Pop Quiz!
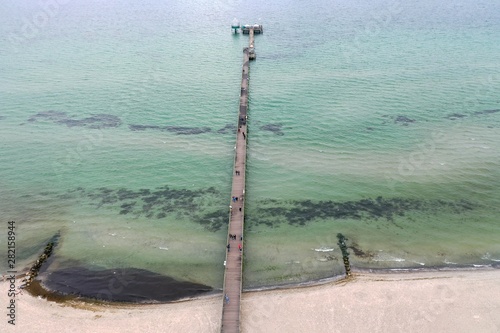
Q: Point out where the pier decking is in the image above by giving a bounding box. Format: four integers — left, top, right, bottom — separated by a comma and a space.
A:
242, 24, 263, 34
220, 26, 259, 333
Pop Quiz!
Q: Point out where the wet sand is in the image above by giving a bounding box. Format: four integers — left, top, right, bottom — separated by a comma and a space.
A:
1, 269, 499, 332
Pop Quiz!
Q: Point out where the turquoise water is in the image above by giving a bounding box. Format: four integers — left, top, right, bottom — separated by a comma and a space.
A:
1, 0, 499, 293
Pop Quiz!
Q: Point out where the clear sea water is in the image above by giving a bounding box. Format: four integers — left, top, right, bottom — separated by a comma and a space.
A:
1, 0, 499, 295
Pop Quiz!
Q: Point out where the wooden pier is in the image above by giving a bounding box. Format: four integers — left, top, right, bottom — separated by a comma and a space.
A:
220, 26, 260, 333
248, 28, 256, 60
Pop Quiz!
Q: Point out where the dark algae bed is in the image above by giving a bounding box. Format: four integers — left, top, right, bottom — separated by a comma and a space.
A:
41, 267, 213, 303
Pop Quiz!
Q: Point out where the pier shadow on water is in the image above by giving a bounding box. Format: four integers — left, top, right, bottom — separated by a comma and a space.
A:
40, 267, 213, 303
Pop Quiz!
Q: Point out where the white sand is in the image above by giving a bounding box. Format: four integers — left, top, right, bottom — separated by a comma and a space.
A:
242, 270, 500, 333
1, 270, 499, 332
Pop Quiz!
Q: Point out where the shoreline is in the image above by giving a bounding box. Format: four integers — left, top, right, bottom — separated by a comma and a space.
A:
5, 263, 499, 306
243, 263, 499, 292
2, 268, 499, 332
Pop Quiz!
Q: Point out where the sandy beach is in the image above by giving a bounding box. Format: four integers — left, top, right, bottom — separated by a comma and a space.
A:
1, 269, 499, 332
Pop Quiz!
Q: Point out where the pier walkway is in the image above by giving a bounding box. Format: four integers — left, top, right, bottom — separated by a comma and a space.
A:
220, 27, 257, 333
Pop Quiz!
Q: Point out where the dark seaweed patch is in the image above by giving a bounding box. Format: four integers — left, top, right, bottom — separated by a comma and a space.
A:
248, 196, 477, 228
55, 187, 478, 233
168, 126, 211, 135
116, 188, 140, 201
217, 123, 237, 134
129, 125, 161, 131
193, 210, 227, 232
394, 115, 415, 126
129, 124, 212, 135
380, 115, 416, 126
28, 111, 121, 129
445, 113, 467, 120
119, 202, 136, 215
474, 109, 500, 116
62, 114, 121, 129
28, 110, 67, 122
41, 267, 212, 302
348, 242, 374, 259
68, 185, 226, 232
260, 123, 284, 136
445, 109, 499, 120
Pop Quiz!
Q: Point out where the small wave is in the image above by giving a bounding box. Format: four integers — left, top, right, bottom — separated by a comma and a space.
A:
481, 253, 490, 260
480, 253, 500, 262
373, 254, 406, 262
473, 264, 491, 268
443, 259, 457, 265
313, 247, 334, 252
159, 247, 169, 251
